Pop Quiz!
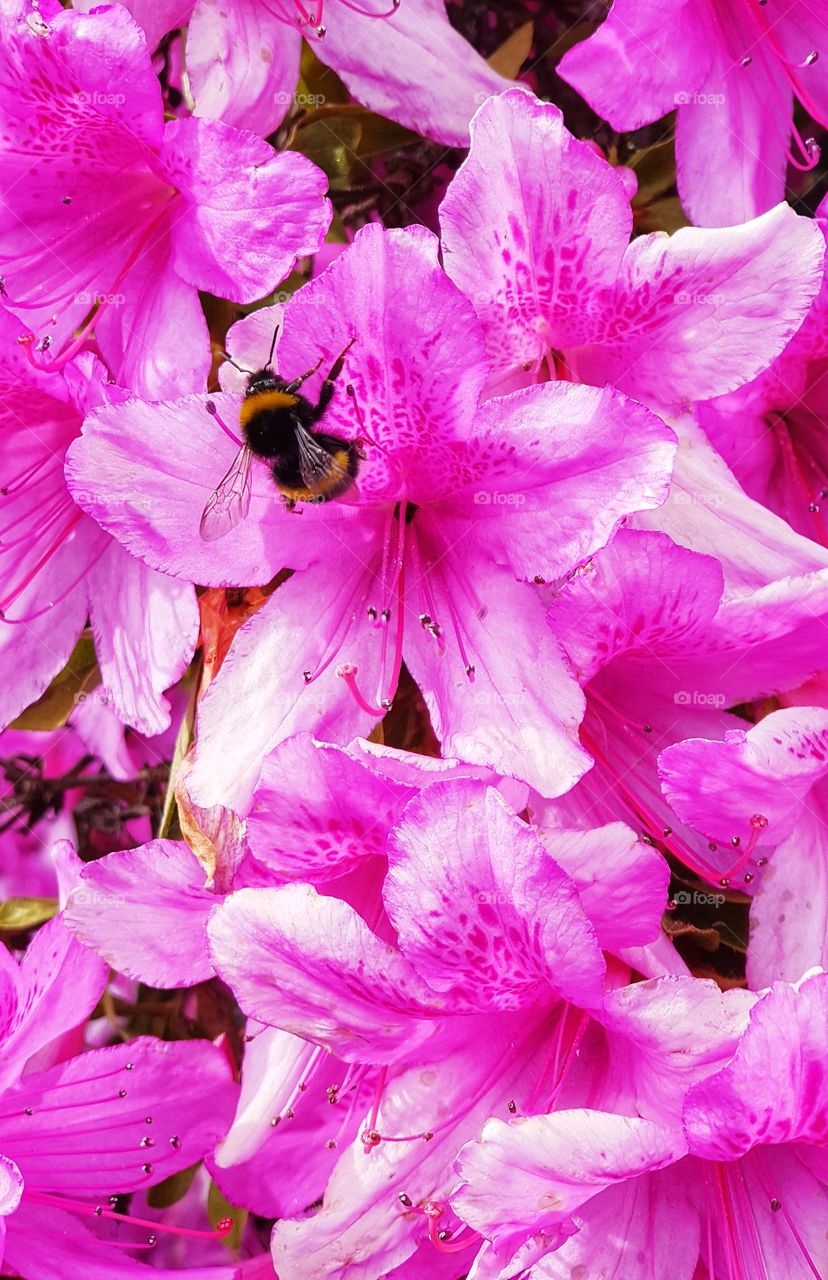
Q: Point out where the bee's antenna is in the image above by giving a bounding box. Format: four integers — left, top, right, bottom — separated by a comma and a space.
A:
267, 323, 280, 369
221, 350, 253, 376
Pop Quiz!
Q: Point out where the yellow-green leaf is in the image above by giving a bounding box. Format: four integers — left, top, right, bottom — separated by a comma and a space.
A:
10, 634, 100, 731
208, 1181, 247, 1252
487, 21, 533, 79
147, 1163, 200, 1209
0, 897, 59, 932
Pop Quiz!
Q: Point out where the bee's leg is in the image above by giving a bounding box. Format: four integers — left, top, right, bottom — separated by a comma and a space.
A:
281, 496, 303, 514
315, 337, 357, 413
284, 355, 324, 394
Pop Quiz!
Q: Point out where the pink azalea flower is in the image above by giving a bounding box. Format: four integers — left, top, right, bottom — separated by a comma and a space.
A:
66, 222, 677, 809
0, 916, 239, 1280
0, 0, 330, 397
698, 194, 828, 542
557, 0, 828, 227
454, 970, 828, 1280
439, 90, 825, 397
121, 0, 508, 142
206, 779, 673, 1278
62, 733, 523, 986
0, 308, 198, 735
659, 706, 828, 987
545, 527, 828, 889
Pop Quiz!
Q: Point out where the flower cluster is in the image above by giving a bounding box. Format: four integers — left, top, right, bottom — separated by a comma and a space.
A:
1, 2, 828, 1279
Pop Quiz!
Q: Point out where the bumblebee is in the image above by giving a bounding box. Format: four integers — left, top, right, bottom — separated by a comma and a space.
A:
199, 335, 361, 541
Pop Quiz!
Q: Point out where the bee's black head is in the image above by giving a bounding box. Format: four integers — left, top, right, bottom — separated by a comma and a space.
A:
246, 367, 284, 397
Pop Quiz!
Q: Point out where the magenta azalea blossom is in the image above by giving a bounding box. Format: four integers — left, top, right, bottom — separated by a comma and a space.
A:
0, 916, 239, 1280
66, 223, 677, 809
122, 0, 509, 142
698, 194, 828, 543
62, 733, 521, 986
206, 780, 674, 1278
660, 706, 828, 986
0, 307, 198, 734
0, 0, 330, 397
557, 0, 828, 226
454, 970, 828, 1280
439, 90, 825, 399
544, 526, 828, 888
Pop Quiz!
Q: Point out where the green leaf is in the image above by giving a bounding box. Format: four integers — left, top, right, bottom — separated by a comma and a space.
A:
208, 1181, 247, 1252
147, 1163, 200, 1209
10, 634, 100, 731
487, 21, 534, 79
0, 897, 59, 932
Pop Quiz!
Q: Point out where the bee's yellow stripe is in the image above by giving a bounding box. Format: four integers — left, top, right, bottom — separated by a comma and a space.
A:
278, 450, 353, 503
239, 389, 298, 428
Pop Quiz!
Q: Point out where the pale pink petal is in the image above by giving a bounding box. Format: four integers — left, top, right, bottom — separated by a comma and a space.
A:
272, 1015, 546, 1280
65, 841, 217, 987
528, 1169, 699, 1280
658, 707, 828, 847
634, 415, 828, 594
313, 0, 509, 146
188, 554, 384, 811
440, 90, 632, 383
575, 205, 825, 402
684, 971, 828, 1157
557, 0, 710, 130
208, 885, 438, 1062
160, 116, 331, 302
602, 976, 756, 1121
454, 1111, 685, 1249
386, 783, 606, 1010
87, 544, 198, 736
541, 822, 669, 952
209, 1029, 347, 1218
403, 541, 590, 799
748, 809, 828, 986
188, 0, 301, 135
0, 1155, 22, 1217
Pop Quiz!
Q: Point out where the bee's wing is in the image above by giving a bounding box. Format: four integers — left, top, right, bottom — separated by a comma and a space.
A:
199, 445, 254, 541
295, 426, 350, 491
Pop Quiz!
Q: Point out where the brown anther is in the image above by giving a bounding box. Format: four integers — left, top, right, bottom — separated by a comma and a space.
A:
398, 1192, 413, 1207
507, 1100, 517, 1114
